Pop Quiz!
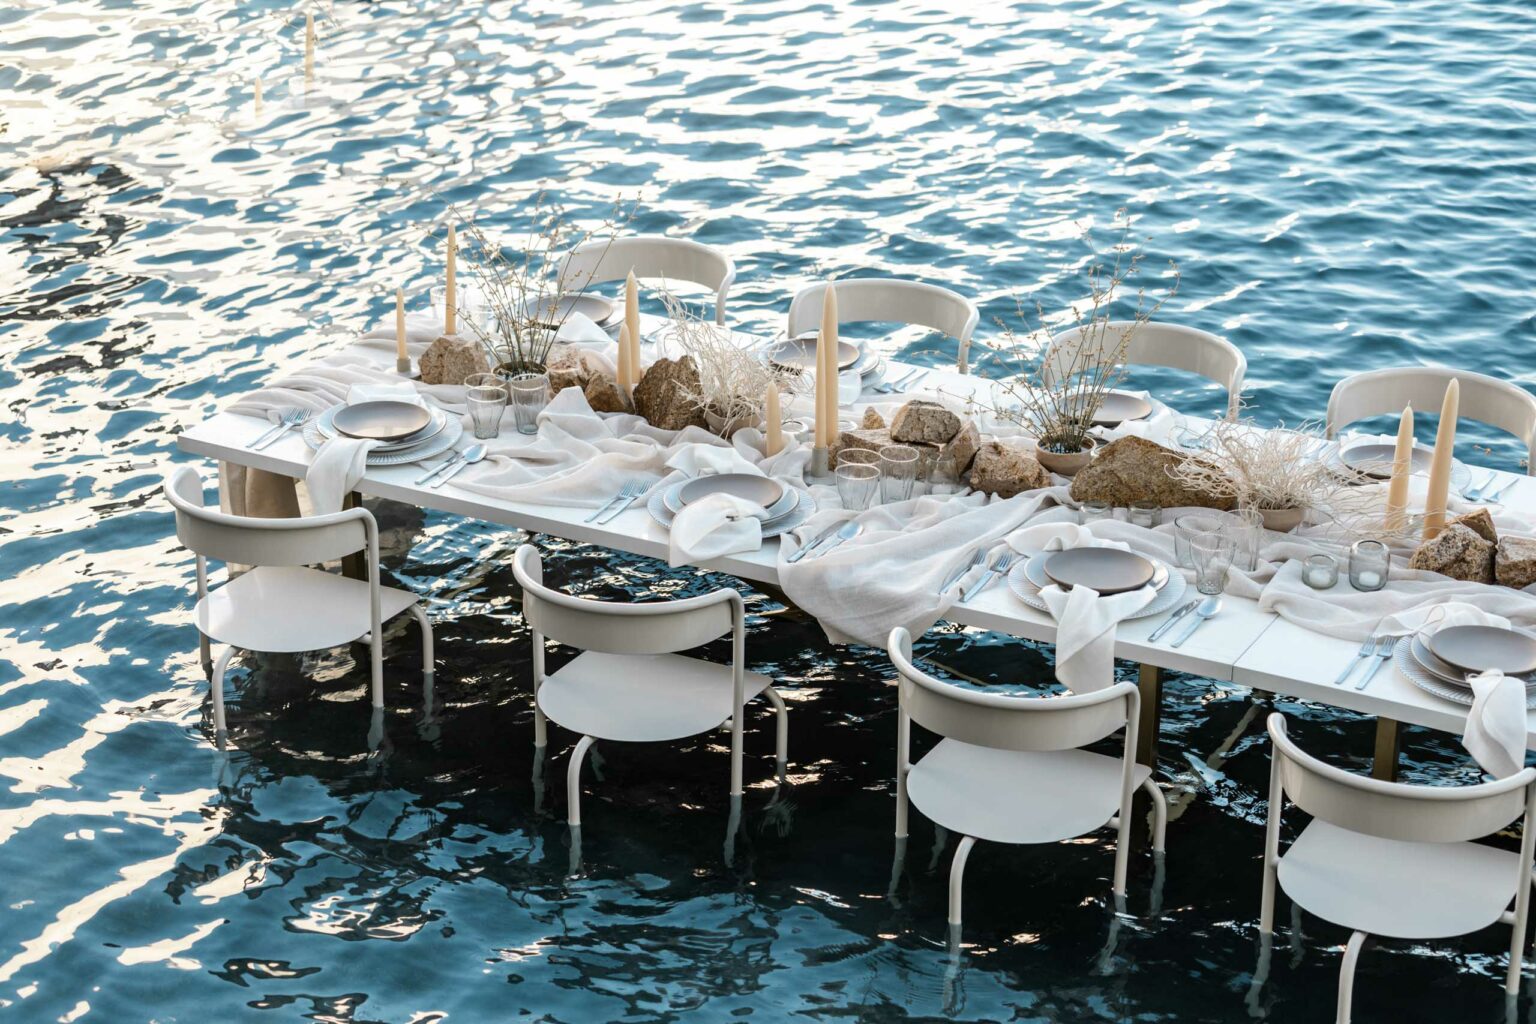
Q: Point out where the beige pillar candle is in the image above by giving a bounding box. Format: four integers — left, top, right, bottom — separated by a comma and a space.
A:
1383, 403, 1414, 532
444, 224, 457, 336
616, 322, 634, 395
395, 288, 408, 371
765, 381, 783, 457
1422, 379, 1460, 540
820, 283, 839, 446
303, 11, 315, 82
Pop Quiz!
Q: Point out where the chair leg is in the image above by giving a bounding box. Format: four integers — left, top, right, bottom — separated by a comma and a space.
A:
764, 686, 789, 767
1142, 776, 1167, 852
199, 631, 212, 676
567, 735, 595, 827
210, 647, 234, 735
1337, 930, 1367, 1024
948, 835, 977, 928
407, 605, 434, 690
369, 632, 384, 710
729, 712, 744, 799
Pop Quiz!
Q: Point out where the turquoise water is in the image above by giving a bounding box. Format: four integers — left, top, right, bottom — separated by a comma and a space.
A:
3, 0, 1535, 1020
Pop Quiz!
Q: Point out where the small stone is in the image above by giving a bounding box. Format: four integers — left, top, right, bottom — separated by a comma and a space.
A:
633, 356, 707, 431
1409, 523, 1495, 584
1452, 508, 1498, 544
968, 441, 1052, 498
1495, 536, 1536, 589
1069, 436, 1237, 510
546, 343, 584, 371
584, 373, 629, 414
417, 335, 490, 387
889, 400, 962, 445
941, 419, 981, 472
549, 366, 586, 395
861, 407, 887, 430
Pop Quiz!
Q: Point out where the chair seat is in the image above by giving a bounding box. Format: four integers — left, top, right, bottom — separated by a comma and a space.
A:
1278, 819, 1523, 939
906, 739, 1149, 845
197, 566, 418, 653
538, 651, 772, 743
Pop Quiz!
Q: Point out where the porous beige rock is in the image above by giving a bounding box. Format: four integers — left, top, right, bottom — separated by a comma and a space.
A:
549, 366, 586, 394
1068, 436, 1237, 510
941, 419, 981, 472
584, 373, 629, 415
889, 400, 962, 445
633, 356, 707, 431
832, 427, 944, 468
861, 407, 887, 430
1452, 508, 1498, 544
1409, 523, 1495, 584
1495, 535, 1536, 590
418, 335, 490, 386
968, 441, 1051, 498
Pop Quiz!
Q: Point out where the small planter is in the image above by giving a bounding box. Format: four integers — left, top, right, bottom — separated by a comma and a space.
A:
1034, 436, 1101, 478
704, 405, 761, 438
1257, 506, 1305, 533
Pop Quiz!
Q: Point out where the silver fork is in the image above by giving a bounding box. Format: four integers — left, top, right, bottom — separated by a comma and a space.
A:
961, 551, 1016, 602
252, 408, 310, 450
1334, 635, 1378, 685
250, 407, 301, 448
873, 367, 922, 394
586, 482, 641, 523
596, 481, 646, 524
1463, 471, 1497, 502
894, 370, 929, 393
1484, 477, 1519, 504
1354, 636, 1396, 690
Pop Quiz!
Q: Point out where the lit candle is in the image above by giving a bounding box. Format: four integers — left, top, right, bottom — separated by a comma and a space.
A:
1383, 403, 1413, 532
624, 270, 641, 373
765, 381, 783, 456
303, 11, 314, 82
395, 287, 407, 372
616, 322, 634, 395
1422, 379, 1460, 540
444, 224, 457, 337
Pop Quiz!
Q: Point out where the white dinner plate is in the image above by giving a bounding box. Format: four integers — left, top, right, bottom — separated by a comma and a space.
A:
316, 404, 448, 453
1008, 555, 1186, 621
647, 485, 815, 540
1396, 636, 1536, 708
305, 407, 463, 466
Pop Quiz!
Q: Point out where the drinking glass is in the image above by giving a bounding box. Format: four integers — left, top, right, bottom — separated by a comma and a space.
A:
430, 284, 489, 332
838, 369, 863, 406
1080, 500, 1113, 524
839, 448, 880, 468
1190, 533, 1236, 596
927, 453, 962, 495
1129, 501, 1161, 528
1303, 553, 1339, 590
1349, 539, 1390, 592
506, 372, 551, 435
879, 444, 920, 503
1228, 506, 1266, 573
1175, 512, 1231, 569
836, 464, 881, 511
464, 372, 507, 440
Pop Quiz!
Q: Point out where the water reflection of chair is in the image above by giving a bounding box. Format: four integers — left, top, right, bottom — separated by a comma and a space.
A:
163, 466, 435, 736
1259, 713, 1536, 1022
887, 627, 1166, 935
513, 545, 788, 829
788, 278, 980, 373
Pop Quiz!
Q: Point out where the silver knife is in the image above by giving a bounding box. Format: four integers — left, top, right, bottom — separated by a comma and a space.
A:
596, 490, 643, 524
1148, 600, 1199, 642
938, 549, 982, 593
787, 522, 844, 563
415, 452, 463, 485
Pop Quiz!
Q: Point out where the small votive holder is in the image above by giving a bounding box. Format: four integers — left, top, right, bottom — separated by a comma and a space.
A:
1302, 553, 1339, 590
1349, 539, 1390, 592
1128, 501, 1162, 529
1080, 500, 1112, 524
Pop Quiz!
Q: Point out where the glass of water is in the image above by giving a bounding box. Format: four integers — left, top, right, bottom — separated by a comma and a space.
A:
836, 463, 881, 511
879, 445, 920, 503
506, 372, 550, 435
1189, 533, 1236, 596
464, 372, 506, 440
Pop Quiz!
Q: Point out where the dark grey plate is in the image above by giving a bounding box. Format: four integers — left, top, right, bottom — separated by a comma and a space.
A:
1042, 548, 1156, 595
526, 292, 619, 328
767, 334, 860, 371
1340, 442, 1433, 480
1427, 625, 1536, 676
333, 401, 432, 442
677, 473, 785, 509
1091, 391, 1154, 427
1410, 635, 1536, 688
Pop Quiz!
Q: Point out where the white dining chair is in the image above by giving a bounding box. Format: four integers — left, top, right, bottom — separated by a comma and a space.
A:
788, 278, 981, 373
1043, 320, 1247, 421
1326, 367, 1536, 471
888, 627, 1166, 932
163, 466, 434, 735
513, 544, 787, 827
1260, 712, 1536, 1022
556, 235, 736, 325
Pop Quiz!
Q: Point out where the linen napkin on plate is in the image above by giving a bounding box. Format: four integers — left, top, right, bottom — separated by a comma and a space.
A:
1462, 670, 1528, 778
307, 383, 426, 514
1007, 522, 1157, 693
668, 493, 770, 567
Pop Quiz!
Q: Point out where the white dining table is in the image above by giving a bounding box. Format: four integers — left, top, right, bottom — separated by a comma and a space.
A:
176, 315, 1536, 778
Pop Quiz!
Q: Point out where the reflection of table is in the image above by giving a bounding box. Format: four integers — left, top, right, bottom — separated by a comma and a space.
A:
178, 320, 1536, 782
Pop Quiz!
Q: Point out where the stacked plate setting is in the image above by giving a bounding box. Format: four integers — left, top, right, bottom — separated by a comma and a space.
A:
1007, 546, 1187, 618
763, 332, 888, 390
304, 400, 464, 466
1395, 624, 1536, 708
646, 472, 817, 538
1324, 437, 1472, 494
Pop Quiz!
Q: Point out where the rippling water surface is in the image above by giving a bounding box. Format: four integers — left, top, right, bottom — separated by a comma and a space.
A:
5, 1, 1536, 1020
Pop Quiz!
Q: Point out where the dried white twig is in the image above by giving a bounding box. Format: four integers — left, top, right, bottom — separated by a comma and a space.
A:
661, 287, 787, 424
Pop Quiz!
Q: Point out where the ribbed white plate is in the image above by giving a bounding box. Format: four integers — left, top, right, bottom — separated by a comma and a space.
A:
1396, 636, 1536, 708
1007, 555, 1187, 620
305, 406, 463, 465
647, 486, 816, 539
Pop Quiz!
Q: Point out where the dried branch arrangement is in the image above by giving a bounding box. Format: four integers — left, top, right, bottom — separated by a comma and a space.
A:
1166, 420, 1350, 513
981, 212, 1178, 453
661, 288, 786, 428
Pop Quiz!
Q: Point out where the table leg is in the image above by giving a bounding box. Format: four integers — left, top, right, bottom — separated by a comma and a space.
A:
1136, 664, 1163, 768
342, 492, 365, 581
1371, 718, 1402, 781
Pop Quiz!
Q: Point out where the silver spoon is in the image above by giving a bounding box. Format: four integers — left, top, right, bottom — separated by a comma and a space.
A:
428, 443, 487, 489
810, 520, 863, 559
1170, 596, 1222, 648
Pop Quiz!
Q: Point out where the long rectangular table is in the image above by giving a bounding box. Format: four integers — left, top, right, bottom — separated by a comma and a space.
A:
177, 324, 1536, 776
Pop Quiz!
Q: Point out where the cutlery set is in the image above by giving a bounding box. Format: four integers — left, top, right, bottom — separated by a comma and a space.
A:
961, 551, 1018, 602
1464, 471, 1518, 504
415, 443, 488, 489
1147, 596, 1222, 648
586, 481, 647, 524
786, 520, 863, 563
249, 408, 311, 450
871, 367, 928, 395
1335, 635, 1395, 690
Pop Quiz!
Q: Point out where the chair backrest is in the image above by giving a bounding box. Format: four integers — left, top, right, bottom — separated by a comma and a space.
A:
1267, 713, 1535, 844
888, 627, 1135, 752
556, 235, 736, 325
163, 465, 374, 569
787, 278, 981, 374
1325, 367, 1536, 472
513, 544, 738, 656
1043, 320, 1247, 422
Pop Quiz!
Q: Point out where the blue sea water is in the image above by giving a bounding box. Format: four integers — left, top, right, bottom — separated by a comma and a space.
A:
3, 0, 1536, 1020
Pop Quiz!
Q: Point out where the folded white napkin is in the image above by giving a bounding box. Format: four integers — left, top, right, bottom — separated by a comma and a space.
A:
668, 493, 769, 567
666, 443, 762, 479
1009, 521, 1156, 693
1462, 670, 1527, 778
306, 383, 426, 514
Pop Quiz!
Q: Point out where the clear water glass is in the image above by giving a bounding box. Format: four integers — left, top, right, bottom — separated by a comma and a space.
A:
1303, 553, 1339, 590
836, 463, 881, 511
927, 453, 962, 495
430, 284, 489, 333
464, 372, 506, 440
1128, 501, 1161, 528
1175, 512, 1231, 569
838, 369, 863, 406
1190, 533, 1236, 596
1229, 506, 1266, 572
506, 372, 550, 435
1349, 539, 1390, 592
839, 448, 880, 468
1080, 500, 1112, 524
879, 444, 920, 503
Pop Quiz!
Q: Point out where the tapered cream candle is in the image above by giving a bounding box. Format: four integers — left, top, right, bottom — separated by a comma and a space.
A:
303, 11, 314, 82
1422, 379, 1460, 540
820, 283, 839, 446
765, 381, 783, 457
624, 270, 641, 373
616, 322, 634, 394
444, 224, 457, 336
814, 328, 829, 447
254, 79, 263, 115
1383, 403, 1413, 532
395, 288, 407, 371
